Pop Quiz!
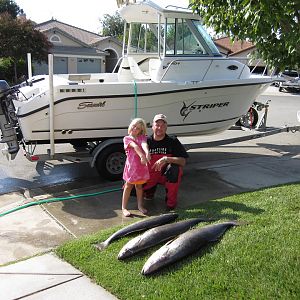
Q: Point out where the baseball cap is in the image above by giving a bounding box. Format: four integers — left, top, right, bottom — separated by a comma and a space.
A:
153, 114, 167, 123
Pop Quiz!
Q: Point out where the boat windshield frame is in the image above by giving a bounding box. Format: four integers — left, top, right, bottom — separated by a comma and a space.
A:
125, 17, 221, 58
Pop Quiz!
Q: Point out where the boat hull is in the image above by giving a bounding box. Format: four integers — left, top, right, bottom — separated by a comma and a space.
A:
15, 79, 270, 143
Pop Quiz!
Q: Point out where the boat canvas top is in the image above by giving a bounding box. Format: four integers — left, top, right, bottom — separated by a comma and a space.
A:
120, 0, 201, 23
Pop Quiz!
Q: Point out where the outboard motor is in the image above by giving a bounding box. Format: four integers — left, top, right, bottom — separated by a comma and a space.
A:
0, 80, 20, 158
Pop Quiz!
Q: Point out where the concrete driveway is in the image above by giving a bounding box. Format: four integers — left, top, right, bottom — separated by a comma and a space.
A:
1, 128, 299, 266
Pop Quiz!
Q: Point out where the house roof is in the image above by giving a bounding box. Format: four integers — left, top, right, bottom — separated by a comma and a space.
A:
50, 46, 107, 57
229, 45, 256, 56
214, 37, 255, 54
35, 19, 110, 46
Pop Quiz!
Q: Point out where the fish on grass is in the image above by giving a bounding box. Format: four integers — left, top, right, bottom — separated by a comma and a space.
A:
94, 213, 178, 251
141, 221, 238, 275
118, 217, 211, 260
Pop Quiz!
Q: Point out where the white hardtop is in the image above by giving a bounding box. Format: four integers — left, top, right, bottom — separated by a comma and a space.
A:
120, 0, 201, 23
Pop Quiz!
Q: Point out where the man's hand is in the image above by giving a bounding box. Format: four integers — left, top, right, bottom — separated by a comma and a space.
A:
152, 156, 167, 171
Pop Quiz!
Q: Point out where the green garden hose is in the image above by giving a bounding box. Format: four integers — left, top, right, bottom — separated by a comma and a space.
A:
133, 80, 138, 118
0, 186, 122, 218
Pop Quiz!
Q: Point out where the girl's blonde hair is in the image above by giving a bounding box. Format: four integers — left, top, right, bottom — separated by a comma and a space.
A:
128, 118, 147, 135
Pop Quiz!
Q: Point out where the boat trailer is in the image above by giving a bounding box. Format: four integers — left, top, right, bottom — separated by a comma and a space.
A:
184, 125, 300, 151
2, 124, 297, 181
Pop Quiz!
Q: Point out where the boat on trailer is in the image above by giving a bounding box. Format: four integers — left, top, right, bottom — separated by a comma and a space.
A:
0, 0, 273, 176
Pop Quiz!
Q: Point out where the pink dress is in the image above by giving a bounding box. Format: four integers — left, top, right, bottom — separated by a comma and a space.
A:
123, 135, 150, 183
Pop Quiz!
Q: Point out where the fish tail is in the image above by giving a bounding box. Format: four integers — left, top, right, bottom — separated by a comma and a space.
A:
94, 241, 108, 251
231, 220, 248, 226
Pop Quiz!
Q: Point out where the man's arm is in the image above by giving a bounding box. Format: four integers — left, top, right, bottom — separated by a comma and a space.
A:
151, 136, 188, 171
162, 156, 186, 167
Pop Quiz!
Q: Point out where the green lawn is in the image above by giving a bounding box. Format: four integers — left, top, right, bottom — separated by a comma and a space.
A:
56, 183, 300, 299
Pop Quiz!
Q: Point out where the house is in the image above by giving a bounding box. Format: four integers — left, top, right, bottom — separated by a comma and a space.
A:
33, 19, 123, 75
214, 37, 268, 74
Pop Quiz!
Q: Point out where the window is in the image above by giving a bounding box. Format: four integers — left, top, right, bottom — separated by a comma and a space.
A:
50, 34, 61, 43
192, 20, 220, 55
166, 18, 207, 55
164, 18, 221, 56
165, 18, 176, 55
128, 23, 162, 54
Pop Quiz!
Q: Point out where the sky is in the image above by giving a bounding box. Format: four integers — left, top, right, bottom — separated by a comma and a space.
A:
15, 0, 190, 34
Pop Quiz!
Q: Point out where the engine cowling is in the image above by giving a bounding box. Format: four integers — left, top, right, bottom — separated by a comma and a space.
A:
0, 80, 20, 158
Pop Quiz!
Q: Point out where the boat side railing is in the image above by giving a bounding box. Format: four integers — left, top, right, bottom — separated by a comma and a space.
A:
112, 56, 124, 73
231, 57, 275, 76
158, 57, 250, 82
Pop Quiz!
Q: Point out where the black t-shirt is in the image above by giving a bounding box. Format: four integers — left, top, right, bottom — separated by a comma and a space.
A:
147, 134, 189, 158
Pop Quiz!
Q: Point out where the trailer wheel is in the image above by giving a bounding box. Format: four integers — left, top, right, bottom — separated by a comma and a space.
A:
236, 107, 259, 128
95, 144, 126, 181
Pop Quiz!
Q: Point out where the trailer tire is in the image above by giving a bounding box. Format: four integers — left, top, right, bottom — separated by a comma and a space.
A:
236, 107, 259, 128
95, 143, 126, 181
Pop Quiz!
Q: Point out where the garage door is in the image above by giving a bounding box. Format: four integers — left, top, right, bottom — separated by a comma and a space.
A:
33, 57, 68, 75
77, 58, 101, 73
54, 57, 68, 74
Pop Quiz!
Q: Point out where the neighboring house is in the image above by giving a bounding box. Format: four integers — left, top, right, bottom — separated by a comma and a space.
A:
214, 37, 269, 74
33, 19, 123, 75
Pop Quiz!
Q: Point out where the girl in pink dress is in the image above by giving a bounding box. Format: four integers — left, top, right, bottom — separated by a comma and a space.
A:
122, 118, 150, 217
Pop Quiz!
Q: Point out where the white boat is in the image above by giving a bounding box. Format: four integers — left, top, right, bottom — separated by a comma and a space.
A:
0, 0, 272, 159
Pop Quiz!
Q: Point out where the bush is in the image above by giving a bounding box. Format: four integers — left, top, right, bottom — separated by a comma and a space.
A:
0, 57, 27, 85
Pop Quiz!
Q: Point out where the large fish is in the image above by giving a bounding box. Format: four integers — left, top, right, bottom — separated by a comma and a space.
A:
141, 221, 238, 275
118, 218, 210, 260
94, 213, 178, 251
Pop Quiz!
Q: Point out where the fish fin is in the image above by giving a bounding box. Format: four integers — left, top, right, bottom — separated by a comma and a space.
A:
208, 237, 220, 243
165, 237, 177, 245
93, 242, 108, 251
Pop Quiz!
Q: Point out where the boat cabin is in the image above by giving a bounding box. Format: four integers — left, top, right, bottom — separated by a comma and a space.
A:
118, 0, 248, 83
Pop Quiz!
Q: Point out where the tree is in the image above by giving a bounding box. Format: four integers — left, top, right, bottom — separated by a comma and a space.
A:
0, 13, 52, 83
0, 0, 22, 18
100, 12, 124, 40
189, 0, 300, 71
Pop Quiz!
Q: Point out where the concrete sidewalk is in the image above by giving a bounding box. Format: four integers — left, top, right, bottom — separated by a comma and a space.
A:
0, 131, 299, 299
0, 253, 117, 300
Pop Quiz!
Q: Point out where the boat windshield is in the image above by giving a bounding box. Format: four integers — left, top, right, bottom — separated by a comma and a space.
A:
128, 23, 163, 54
191, 20, 220, 55
127, 18, 220, 57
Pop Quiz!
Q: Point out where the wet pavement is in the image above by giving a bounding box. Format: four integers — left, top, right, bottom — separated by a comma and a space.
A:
2, 130, 300, 262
